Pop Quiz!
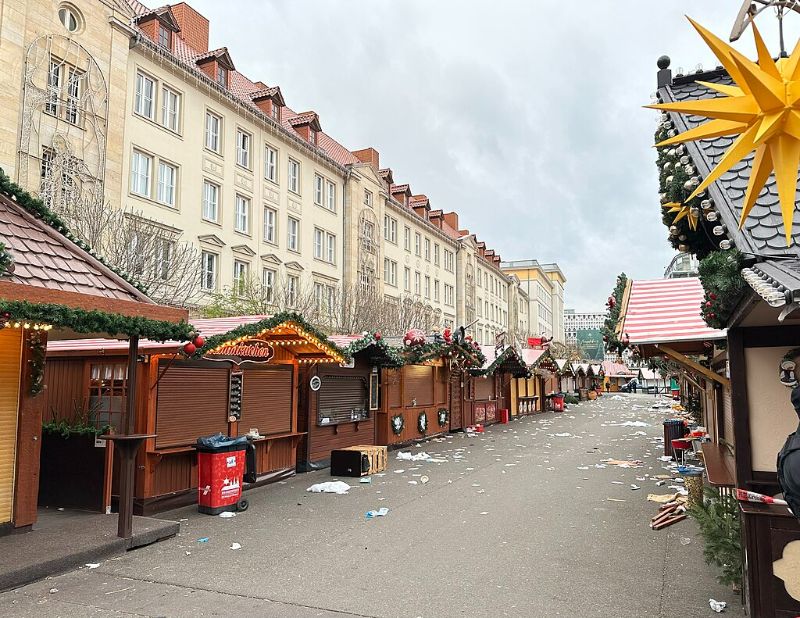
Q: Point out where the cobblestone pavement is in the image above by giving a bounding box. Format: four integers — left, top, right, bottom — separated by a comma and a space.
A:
0, 394, 744, 617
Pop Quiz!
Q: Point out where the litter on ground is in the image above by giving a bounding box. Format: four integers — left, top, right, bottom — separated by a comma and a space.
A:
306, 481, 351, 494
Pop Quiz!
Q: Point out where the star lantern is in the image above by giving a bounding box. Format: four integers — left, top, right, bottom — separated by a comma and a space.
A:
663, 202, 699, 231
648, 18, 800, 245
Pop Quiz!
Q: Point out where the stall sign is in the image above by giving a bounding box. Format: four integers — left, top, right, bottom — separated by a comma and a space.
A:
228, 370, 243, 421
208, 338, 275, 365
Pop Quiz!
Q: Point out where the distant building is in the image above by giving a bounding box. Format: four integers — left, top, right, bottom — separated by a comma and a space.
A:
664, 252, 699, 279
501, 260, 566, 343
563, 309, 605, 346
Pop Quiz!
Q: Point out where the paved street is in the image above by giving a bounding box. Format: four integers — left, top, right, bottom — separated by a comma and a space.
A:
0, 394, 743, 617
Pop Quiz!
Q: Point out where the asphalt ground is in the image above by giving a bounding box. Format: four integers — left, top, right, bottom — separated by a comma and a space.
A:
0, 393, 744, 617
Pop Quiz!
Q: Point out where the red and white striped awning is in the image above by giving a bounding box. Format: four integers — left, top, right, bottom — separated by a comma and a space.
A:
620, 277, 725, 345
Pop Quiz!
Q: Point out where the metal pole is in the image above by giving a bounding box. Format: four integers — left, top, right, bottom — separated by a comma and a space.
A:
118, 335, 138, 539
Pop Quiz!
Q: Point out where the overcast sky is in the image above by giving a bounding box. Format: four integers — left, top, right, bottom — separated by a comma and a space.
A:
179, 0, 799, 311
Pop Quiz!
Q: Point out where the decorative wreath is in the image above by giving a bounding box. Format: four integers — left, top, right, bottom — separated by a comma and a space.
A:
391, 414, 405, 435
437, 408, 449, 427
418, 411, 428, 435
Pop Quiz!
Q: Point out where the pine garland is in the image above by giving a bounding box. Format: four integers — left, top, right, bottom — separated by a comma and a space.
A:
601, 273, 628, 355
0, 241, 13, 277
698, 249, 747, 329
0, 299, 194, 341
404, 339, 487, 368
343, 332, 404, 367
688, 487, 743, 588
654, 126, 718, 259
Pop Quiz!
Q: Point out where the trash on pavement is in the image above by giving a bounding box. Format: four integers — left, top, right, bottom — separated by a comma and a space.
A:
197, 537, 209, 543
219, 511, 236, 518
49, 588, 58, 594
680, 537, 692, 545
607, 498, 626, 502
607, 421, 649, 427
229, 542, 242, 550
306, 481, 351, 494
420, 475, 429, 484
709, 599, 727, 613
603, 459, 643, 468
396, 451, 446, 462
360, 477, 372, 484
365, 507, 389, 519
85, 563, 100, 569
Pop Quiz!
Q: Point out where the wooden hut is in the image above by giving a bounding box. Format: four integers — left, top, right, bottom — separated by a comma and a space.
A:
297, 333, 402, 471
511, 348, 547, 415
601, 361, 637, 392
0, 183, 189, 535
554, 359, 576, 394
45, 314, 344, 514
464, 346, 529, 426
376, 332, 485, 444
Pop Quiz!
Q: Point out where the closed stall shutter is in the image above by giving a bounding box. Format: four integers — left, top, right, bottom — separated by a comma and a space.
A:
318, 375, 367, 424
474, 376, 493, 400
0, 329, 22, 524
386, 369, 402, 409
722, 388, 734, 447
241, 367, 292, 435
404, 366, 433, 406
156, 365, 230, 448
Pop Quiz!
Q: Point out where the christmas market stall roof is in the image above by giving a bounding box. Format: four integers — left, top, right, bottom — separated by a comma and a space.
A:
0, 172, 189, 339
47, 313, 346, 364
471, 345, 529, 377
379, 332, 487, 369
554, 359, 574, 376
616, 277, 725, 354
327, 333, 404, 367
588, 363, 603, 377
574, 362, 589, 376
601, 360, 637, 379
656, 63, 800, 318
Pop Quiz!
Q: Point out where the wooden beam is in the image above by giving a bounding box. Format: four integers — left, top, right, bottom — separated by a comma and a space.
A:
656, 344, 730, 388
615, 278, 633, 338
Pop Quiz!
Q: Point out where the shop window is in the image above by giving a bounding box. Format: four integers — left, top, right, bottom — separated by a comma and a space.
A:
88, 363, 127, 431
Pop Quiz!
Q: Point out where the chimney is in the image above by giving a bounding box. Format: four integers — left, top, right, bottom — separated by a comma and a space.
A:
171, 2, 209, 52
352, 148, 380, 170
443, 212, 459, 231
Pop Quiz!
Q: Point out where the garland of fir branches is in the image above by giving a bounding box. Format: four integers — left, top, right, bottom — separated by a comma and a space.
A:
654, 125, 718, 259
404, 339, 486, 368
344, 332, 404, 367
601, 273, 628, 355
698, 249, 747, 330
0, 299, 195, 341
0, 241, 13, 277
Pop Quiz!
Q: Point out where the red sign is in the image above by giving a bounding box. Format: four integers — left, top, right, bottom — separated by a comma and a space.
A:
207, 338, 275, 364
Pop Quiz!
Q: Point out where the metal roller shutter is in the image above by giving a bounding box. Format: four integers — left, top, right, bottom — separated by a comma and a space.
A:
722, 388, 734, 446
156, 365, 230, 448
241, 367, 292, 435
404, 365, 433, 406
0, 329, 22, 524
318, 375, 367, 424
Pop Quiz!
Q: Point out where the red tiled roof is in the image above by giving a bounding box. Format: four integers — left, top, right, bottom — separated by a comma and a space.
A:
601, 360, 636, 378
620, 278, 726, 345
390, 184, 410, 194
521, 349, 545, 366
287, 111, 319, 126
0, 195, 151, 303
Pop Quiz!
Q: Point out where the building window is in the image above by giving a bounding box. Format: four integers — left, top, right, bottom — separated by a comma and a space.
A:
287, 275, 298, 306
383, 216, 396, 244
157, 24, 171, 48
205, 112, 221, 153
264, 145, 277, 182
263, 207, 276, 244
202, 180, 219, 222
434, 244, 440, 267
404, 226, 411, 252
326, 181, 336, 211
287, 216, 299, 251
404, 267, 411, 292
477, 268, 482, 287
134, 71, 155, 120
200, 251, 218, 290
364, 190, 373, 207
156, 161, 177, 207
288, 158, 300, 194
88, 363, 126, 431
270, 102, 280, 121
161, 86, 180, 132
46, 60, 62, 116
129, 150, 152, 197
424, 238, 431, 262
233, 260, 249, 295
314, 174, 324, 205
444, 250, 455, 273
327, 232, 336, 264
424, 276, 431, 299
234, 194, 250, 234
155, 238, 173, 281
58, 5, 81, 32
314, 228, 324, 260
414, 271, 421, 295
414, 232, 421, 256
445, 284, 454, 306
262, 268, 275, 303
236, 129, 251, 168
384, 258, 397, 286
216, 64, 227, 87
65, 68, 82, 124
308, 129, 316, 145
434, 279, 440, 302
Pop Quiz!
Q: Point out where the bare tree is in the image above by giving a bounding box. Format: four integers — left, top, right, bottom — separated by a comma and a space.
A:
549, 341, 584, 361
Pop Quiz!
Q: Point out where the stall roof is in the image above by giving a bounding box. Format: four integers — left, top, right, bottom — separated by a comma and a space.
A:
618, 278, 725, 348
474, 345, 529, 376
327, 333, 404, 367
521, 349, 545, 367
637, 368, 660, 381
601, 360, 637, 379
48, 313, 344, 363
574, 362, 589, 376
554, 359, 574, 375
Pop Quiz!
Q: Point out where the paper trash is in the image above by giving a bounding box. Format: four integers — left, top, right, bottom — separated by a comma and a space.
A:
709, 599, 727, 613
306, 481, 351, 494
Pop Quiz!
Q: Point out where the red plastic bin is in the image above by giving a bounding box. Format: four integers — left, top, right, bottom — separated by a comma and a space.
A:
552, 394, 565, 412
197, 442, 248, 515
498, 409, 510, 424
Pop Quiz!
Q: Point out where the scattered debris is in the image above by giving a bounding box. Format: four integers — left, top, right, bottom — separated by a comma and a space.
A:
396, 451, 446, 463
365, 507, 389, 519
219, 511, 236, 518
603, 459, 643, 468
306, 481, 351, 494
360, 477, 372, 484
420, 475, 430, 484
85, 563, 100, 569
229, 542, 241, 550
607, 421, 648, 427
49, 588, 58, 594
709, 599, 727, 613
680, 537, 692, 545
607, 498, 626, 502
197, 537, 209, 543
630, 484, 640, 490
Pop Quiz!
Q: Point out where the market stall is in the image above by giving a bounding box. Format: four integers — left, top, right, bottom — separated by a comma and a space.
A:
297, 332, 402, 471
45, 313, 344, 514
465, 345, 528, 426
511, 348, 546, 415
601, 360, 637, 392
554, 359, 576, 395
376, 329, 485, 445
0, 177, 190, 536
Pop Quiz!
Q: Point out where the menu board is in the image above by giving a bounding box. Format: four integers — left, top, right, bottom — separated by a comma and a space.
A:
228, 370, 243, 420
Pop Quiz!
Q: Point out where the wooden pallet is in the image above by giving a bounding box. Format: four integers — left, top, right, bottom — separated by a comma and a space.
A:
331, 445, 388, 476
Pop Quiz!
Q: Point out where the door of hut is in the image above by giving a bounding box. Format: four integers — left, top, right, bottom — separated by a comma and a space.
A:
449, 371, 463, 431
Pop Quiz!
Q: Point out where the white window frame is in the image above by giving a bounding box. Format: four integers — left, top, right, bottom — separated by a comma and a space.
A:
414, 271, 421, 295
424, 275, 431, 299
404, 267, 411, 292
424, 238, 431, 262
364, 190, 373, 207
326, 181, 336, 211
234, 194, 250, 234
205, 111, 222, 153
287, 274, 299, 306
434, 279, 440, 302
233, 260, 249, 295
156, 161, 177, 207
314, 174, 324, 205
264, 145, 278, 182
134, 71, 155, 120
130, 150, 152, 197
202, 180, 219, 223
287, 216, 299, 252
161, 86, 180, 132
404, 226, 411, 252
288, 158, 300, 194
262, 268, 275, 303
326, 233, 336, 264
200, 251, 218, 291
384, 215, 397, 244
414, 232, 421, 257
236, 129, 251, 169
384, 258, 397, 286
263, 206, 276, 244
314, 227, 324, 260
434, 244, 440, 267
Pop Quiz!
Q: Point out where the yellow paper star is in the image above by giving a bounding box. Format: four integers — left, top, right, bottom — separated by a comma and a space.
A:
663, 201, 699, 230
647, 17, 800, 246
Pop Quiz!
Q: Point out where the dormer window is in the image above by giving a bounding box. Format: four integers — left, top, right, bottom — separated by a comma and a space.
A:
158, 24, 171, 48
270, 103, 280, 121
216, 65, 227, 87
308, 129, 316, 145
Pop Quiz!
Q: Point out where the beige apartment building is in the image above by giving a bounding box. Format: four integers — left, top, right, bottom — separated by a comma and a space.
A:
501, 260, 567, 343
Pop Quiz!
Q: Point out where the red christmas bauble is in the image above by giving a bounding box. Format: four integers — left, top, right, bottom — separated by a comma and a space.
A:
709, 293, 717, 301
193, 335, 205, 348
183, 342, 197, 355
705, 301, 712, 308
374, 332, 382, 340
708, 313, 716, 319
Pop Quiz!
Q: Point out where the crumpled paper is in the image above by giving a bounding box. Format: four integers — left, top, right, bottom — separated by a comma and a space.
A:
306, 481, 351, 494
709, 599, 727, 613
